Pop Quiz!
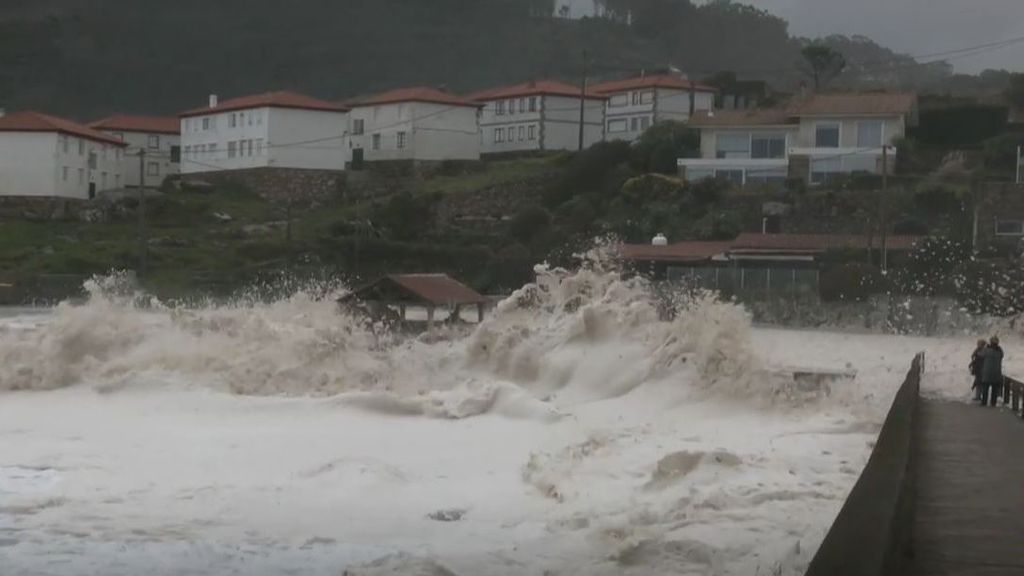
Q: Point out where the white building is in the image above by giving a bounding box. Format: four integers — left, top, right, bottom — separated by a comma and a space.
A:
0, 110, 127, 199
348, 87, 482, 164
591, 72, 716, 142
678, 92, 919, 187
89, 115, 180, 187
178, 91, 350, 175
469, 80, 606, 155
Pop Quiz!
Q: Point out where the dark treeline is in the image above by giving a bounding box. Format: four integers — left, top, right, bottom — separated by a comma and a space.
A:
0, 0, 1011, 120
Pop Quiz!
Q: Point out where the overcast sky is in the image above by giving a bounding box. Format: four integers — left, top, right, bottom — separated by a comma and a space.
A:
744, 0, 1024, 73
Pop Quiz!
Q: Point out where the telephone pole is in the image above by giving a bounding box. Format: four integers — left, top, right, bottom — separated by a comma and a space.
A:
138, 149, 148, 279
578, 49, 588, 151
880, 144, 889, 272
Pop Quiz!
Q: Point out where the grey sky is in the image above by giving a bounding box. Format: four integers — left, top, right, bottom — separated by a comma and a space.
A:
744, 0, 1024, 73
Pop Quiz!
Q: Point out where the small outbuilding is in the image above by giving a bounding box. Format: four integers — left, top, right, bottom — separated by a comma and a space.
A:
340, 273, 489, 330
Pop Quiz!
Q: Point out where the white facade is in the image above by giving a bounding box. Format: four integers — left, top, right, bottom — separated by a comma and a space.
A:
679, 113, 908, 186
180, 105, 348, 175
349, 102, 480, 163
98, 131, 180, 187
0, 132, 126, 199
478, 93, 604, 155
603, 86, 715, 143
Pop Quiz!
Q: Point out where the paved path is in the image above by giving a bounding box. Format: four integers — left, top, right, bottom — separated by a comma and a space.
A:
911, 399, 1024, 575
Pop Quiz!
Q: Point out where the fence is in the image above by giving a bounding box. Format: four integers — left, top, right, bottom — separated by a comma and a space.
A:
999, 376, 1024, 418
666, 265, 820, 297
803, 352, 925, 576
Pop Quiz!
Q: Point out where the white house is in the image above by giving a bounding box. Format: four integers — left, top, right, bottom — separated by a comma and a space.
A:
178, 91, 350, 175
678, 92, 919, 186
591, 72, 716, 142
469, 80, 606, 155
89, 115, 180, 187
0, 110, 127, 199
348, 87, 482, 164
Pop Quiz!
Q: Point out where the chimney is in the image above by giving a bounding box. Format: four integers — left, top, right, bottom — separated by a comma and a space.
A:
798, 81, 808, 100
0, 108, 5, 118
209, 94, 219, 108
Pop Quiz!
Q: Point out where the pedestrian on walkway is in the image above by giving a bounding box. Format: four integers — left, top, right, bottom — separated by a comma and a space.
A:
970, 339, 986, 402
981, 336, 1005, 407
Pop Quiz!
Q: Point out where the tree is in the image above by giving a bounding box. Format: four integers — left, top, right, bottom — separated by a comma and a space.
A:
1006, 73, 1024, 110
800, 44, 846, 91
629, 120, 700, 174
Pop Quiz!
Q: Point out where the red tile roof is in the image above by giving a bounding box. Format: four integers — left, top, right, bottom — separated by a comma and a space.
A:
89, 115, 180, 135
350, 87, 483, 108
387, 274, 486, 305
620, 241, 732, 263
468, 80, 607, 102
689, 108, 796, 127
789, 92, 918, 117
0, 111, 127, 146
590, 74, 716, 95
731, 233, 922, 253
180, 91, 349, 118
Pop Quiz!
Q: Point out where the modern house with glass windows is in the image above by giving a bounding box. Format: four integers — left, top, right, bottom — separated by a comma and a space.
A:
591, 72, 716, 143
678, 92, 918, 187
470, 80, 606, 155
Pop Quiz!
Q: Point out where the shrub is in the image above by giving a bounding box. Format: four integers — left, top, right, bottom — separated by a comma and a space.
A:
508, 205, 552, 244
629, 121, 700, 175
819, 263, 884, 302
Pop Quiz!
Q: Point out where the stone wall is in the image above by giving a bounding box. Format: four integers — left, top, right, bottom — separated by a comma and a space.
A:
183, 167, 346, 203
437, 173, 555, 225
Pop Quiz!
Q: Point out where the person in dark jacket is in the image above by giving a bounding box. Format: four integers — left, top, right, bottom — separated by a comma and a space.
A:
970, 339, 987, 402
981, 336, 1005, 407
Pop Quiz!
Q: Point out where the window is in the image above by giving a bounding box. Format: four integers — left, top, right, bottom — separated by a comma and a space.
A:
170, 145, 180, 163
609, 94, 628, 108
751, 133, 787, 159
528, 125, 536, 140
78, 139, 85, 155
230, 114, 237, 128
810, 156, 843, 184
856, 121, 884, 148
632, 91, 641, 105
397, 131, 407, 149
208, 144, 217, 157
608, 119, 628, 133
716, 133, 750, 159
185, 145, 192, 159
256, 139, 264, 156
115, 174, 121, 187
372, 133, 381, 150
995, 219, 1024, 236
148, 135, 160, 150
77, 168, 85, 184
640, 116, 650, 130
60, 135, 69, 154
529, 97, 537, 112
256, 110, 263, 125
518, 126, 525, 141
495, 127, 504, 143
101, 172, 108, 188
815, 122, 841, 148
630, 117, 639, 131
519, 98, 526, 113
115, 149, 121, 161
508, 99, 516, 114
715, 169, 745, 185
62, 166, 69, 181
639, 91, 654, 105
239, 112, 245, 126
202, 117, 211, 130
228, 141, 237, 158
496, 101, 505, 116
352, 119, 365, 135
147, 162, 160, 176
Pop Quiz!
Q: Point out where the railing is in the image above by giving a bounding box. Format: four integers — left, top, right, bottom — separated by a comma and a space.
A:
803, 352, 924, 576
1000, 376, 1024, 418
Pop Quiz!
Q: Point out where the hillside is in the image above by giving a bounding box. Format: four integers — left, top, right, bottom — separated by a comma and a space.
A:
0, 0, 972, 120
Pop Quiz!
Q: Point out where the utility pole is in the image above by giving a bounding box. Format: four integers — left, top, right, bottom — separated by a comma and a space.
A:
137, 148, 148, 279
578, 49, 588, 151
1016, 145, 1022, 186
879, 144, 889, 272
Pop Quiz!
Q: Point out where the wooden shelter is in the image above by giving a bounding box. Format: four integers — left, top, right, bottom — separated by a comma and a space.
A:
340, 274, 489, 330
